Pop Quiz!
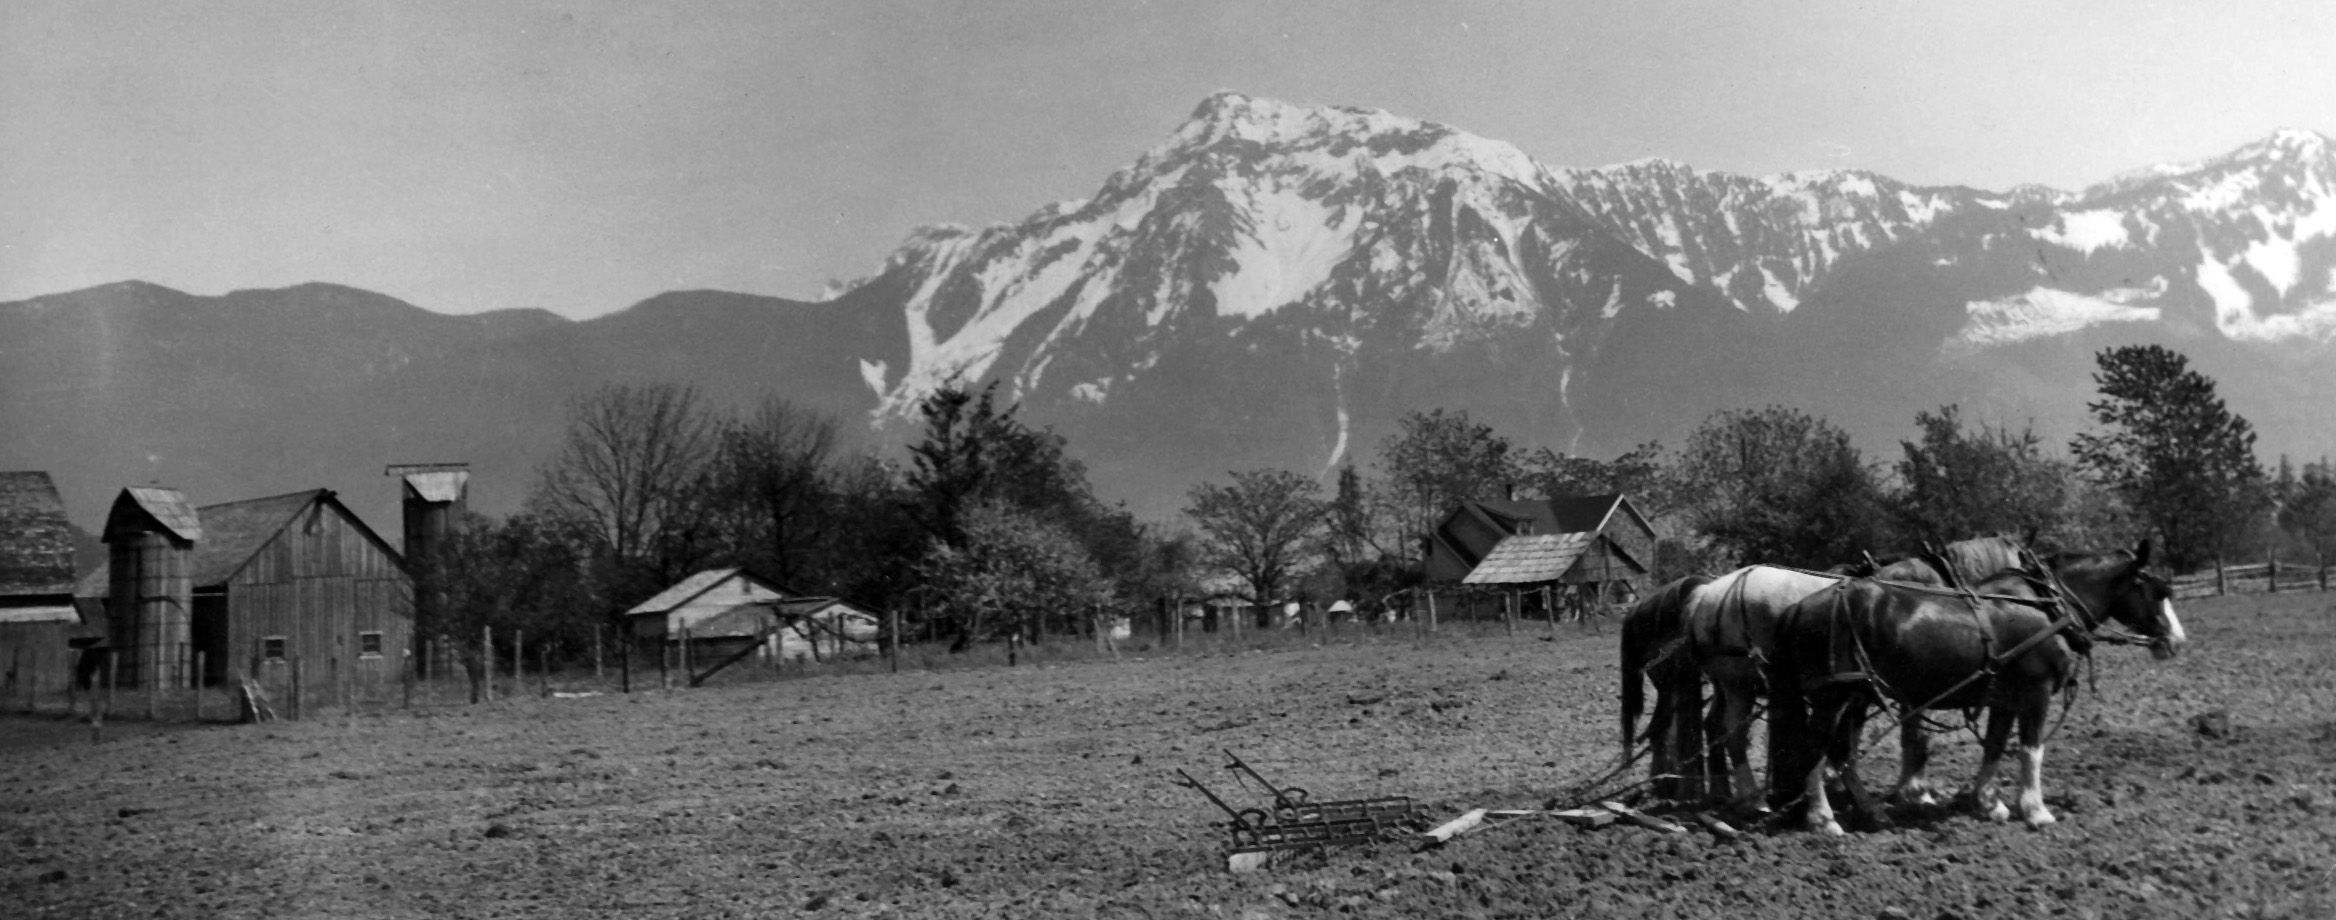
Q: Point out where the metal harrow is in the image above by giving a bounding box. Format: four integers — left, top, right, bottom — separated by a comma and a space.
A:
1171, 749, 1420, 864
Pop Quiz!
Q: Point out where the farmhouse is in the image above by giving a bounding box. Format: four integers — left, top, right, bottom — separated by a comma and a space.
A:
1424, 494, 1658, 609
86, 487, 413, 704
0, 472, 98, 693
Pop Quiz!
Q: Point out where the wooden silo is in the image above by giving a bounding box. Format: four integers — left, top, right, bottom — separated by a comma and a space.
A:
386, 463, 469, 561
103, 487, 202, 689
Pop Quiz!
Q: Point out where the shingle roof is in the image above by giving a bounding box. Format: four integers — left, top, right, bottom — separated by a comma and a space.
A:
187, 490, 322, 587
1461, 533, 1597, 585
0, 471, 76, 596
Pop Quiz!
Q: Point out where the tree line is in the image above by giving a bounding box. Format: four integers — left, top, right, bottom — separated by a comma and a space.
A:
411, 344, 2331, 676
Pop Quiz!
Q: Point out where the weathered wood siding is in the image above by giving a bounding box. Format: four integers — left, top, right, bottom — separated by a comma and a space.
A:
229, 499, 410, 710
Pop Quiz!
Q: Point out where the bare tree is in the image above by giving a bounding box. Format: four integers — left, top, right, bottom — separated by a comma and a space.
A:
528, 382, 719, 583
714, 398, 841, 587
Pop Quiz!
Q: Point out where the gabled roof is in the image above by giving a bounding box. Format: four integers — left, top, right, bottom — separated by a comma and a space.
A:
1458, 495, 1630, 537
624, 567, 796, 617
0, 471, 76, 596
190, 490, 407, 587
189, 490, 324, 586
1462, 533, 1597, 585
106, 486, 202, 543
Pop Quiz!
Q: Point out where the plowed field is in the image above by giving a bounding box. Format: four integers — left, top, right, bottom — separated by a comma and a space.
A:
6, 594, 2333, 919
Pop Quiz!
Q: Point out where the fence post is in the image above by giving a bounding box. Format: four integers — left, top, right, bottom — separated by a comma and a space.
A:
512, 628, 523, 687
194, 651, 206, 722
289, 655, 303, 722
402, 648, 414, 710
2269, 558, 2280, 594
594, 623, 604, 681
890, 607, 901, 674
2215, 559, 2227, 596
658, 637, 670, 690
482, 625, 494, 703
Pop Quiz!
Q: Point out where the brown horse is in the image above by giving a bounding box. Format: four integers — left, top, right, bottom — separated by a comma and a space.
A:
1768, 540, 2186, 834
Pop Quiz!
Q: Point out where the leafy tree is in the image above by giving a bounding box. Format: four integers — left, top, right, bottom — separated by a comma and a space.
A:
1377, 409, 1519, 541
2071, 345, 2266, 571
408, 512, 595, 703
916, 501, 1109, 650
1673, 406, 1891, 568
1185, 469, 1330, 615
1893, 405, 2068, 544
2279, 457, 2336, 563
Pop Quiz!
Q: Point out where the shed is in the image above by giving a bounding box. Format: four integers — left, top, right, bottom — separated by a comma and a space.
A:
84, 488, 412, 705
624, 567, 800, 661
1424, 494, 1659, 610
0, 472, 94, 694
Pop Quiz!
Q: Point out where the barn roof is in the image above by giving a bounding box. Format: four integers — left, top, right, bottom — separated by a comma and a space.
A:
106, 486, 203, 543
1461, 533, 1598, 585
1461, 495, 1631, 536
0, 471, 76, 596
186, 490, 324, 586
180, 489, 406, 588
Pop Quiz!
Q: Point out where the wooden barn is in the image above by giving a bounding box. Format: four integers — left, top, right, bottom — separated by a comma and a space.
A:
1424, 494, 1659, 610
0, 472, 97, 695
88, 487, 412, 706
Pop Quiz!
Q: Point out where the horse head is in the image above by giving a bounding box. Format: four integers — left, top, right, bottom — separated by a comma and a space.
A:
2048, 540, 2187, 660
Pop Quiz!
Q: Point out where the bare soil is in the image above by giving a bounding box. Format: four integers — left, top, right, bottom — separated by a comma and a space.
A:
5, 595, 2333, 919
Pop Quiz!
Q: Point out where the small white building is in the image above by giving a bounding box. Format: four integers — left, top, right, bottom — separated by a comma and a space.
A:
624, 568, 883, 664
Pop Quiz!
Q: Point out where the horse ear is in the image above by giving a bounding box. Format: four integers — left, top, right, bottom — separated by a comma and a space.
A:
2132, 539, 2153, 568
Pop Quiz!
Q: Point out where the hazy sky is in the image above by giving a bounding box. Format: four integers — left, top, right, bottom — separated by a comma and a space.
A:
5, 1, 2331, 319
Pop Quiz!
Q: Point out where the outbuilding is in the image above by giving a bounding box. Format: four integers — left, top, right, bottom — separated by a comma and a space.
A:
0, 472, 96, 696
1423, 494, 1660, 618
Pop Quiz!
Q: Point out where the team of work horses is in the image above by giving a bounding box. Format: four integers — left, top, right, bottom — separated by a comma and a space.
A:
1618, 536, 2189, 835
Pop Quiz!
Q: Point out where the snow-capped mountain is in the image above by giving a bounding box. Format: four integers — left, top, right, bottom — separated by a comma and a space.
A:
830, 93, 2335, 503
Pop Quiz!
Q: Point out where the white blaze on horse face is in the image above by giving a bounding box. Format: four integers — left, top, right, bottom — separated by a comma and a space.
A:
2155, 599, 2188, 659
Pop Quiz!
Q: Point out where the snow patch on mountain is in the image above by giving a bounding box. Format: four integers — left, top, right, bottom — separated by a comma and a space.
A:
2198, 256, 2336, 342
2034, 209, 2132, 253
1950, 287, 2162, 350
1212, 184, 1362, 319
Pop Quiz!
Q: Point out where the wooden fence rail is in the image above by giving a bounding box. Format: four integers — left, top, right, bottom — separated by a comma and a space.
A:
2169, 561, 2334, 600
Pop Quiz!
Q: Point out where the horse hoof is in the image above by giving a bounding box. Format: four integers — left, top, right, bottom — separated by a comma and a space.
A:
2024, 809, 2058, 829
1817, 820, 1845, 837
1985, 802, 2011, 823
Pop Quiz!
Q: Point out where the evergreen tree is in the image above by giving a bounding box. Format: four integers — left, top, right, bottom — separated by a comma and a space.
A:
2070, 345, 2265, 571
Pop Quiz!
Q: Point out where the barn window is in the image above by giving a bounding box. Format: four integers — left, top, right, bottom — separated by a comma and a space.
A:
263, 637, 287, 662
359, 632, 383, 658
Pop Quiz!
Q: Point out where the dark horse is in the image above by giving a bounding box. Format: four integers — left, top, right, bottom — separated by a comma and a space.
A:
1768, 541, 2186, 834
1617, 575, 1714, 755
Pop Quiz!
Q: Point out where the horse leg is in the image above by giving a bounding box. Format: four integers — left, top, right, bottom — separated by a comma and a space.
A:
2014, 698, 2057, 828
1719, 685, 1762, 809
1801, 691, 1847, 835
1833, 696, 1889, 831
1889, 712, 1938, 805
1969, 707, 2015, 823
